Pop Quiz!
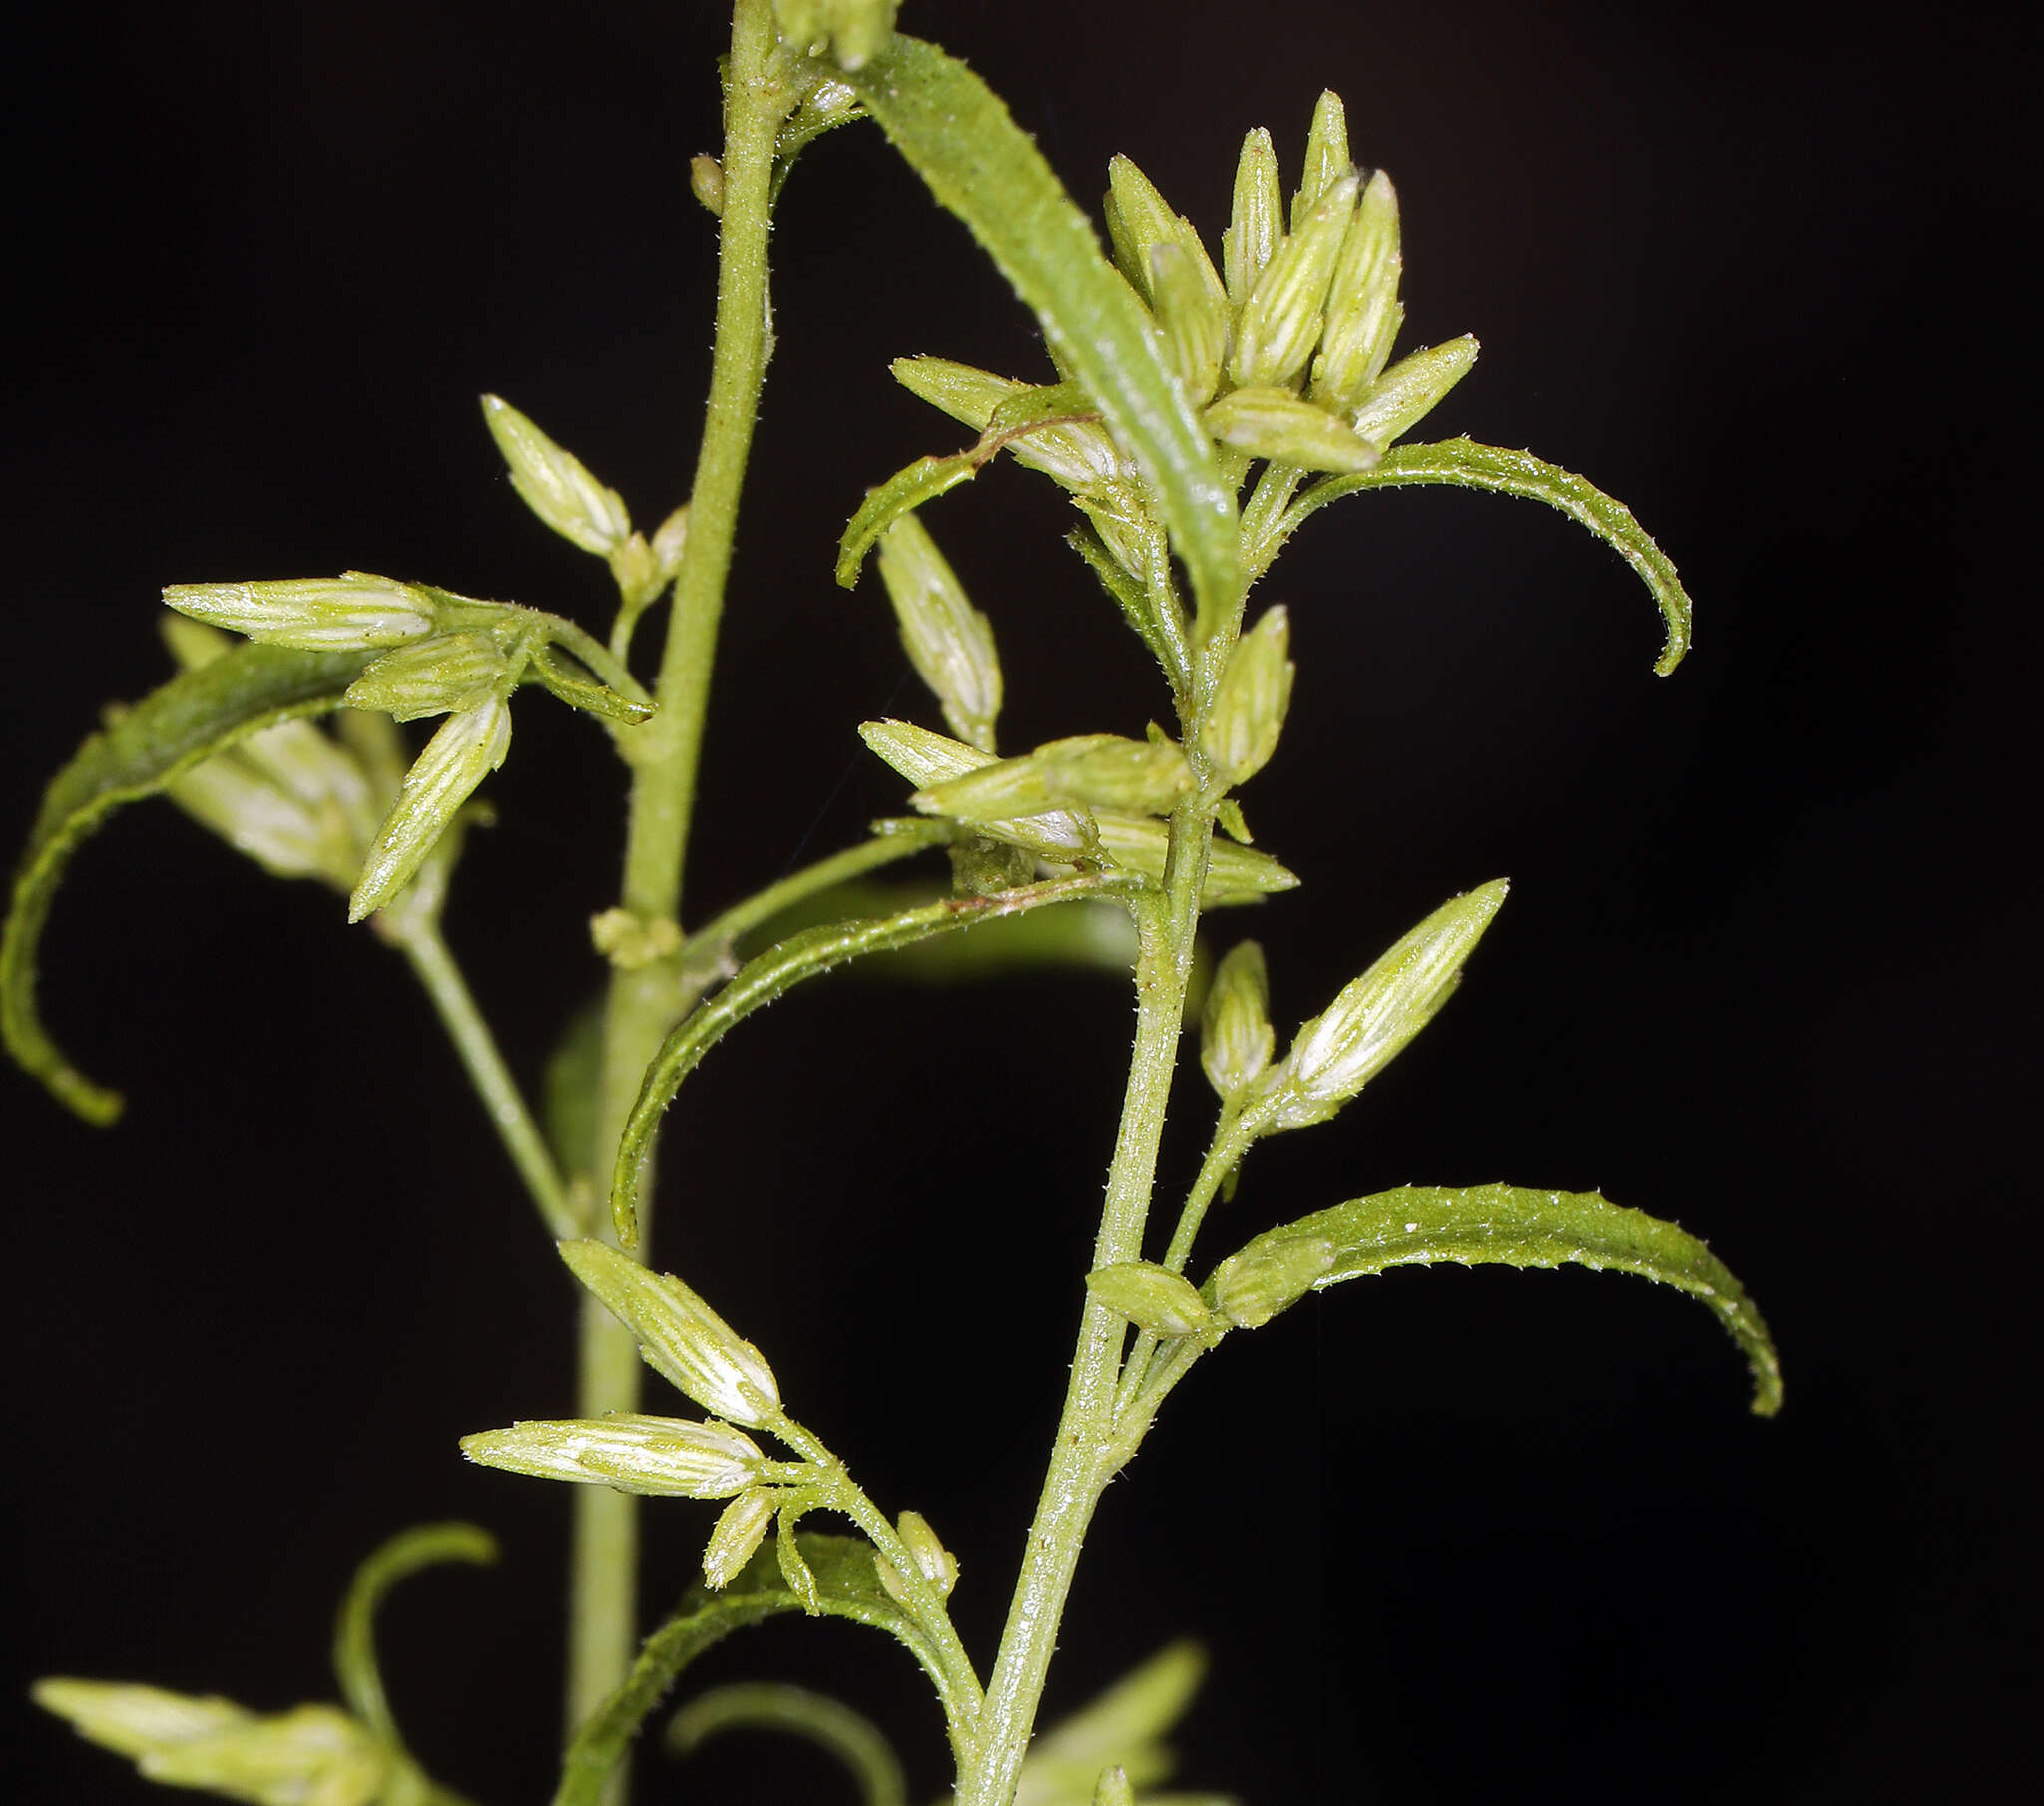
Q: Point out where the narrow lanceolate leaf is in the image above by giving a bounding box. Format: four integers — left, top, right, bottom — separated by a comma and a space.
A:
842, 37, 1242, 638
3, 645, 374, 1123
837, 453, 980, 587
610, 872, 1135, 1242
552, 1536, 957, 1806
1214, 1184, 1782, 1414
332, 1522, 498, 1746
1274, 438, 1694, 674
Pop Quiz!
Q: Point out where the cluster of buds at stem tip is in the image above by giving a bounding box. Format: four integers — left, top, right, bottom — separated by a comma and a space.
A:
773, 0, 897, 69
888, 88, 1478, 606
877, 512, 1003, 752
1241, 880, 1509, 1133
460, 1413, 771, 1499
560, 1239, 782, 1428
873, 1509, 960, 1607
32, 1682, 390, 1806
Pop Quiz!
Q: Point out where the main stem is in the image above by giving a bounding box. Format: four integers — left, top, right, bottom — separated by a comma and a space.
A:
961, 801, 1211, 1806
567, 0, 788, 1763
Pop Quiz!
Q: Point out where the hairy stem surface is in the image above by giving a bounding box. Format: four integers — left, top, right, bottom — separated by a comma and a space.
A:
962, 800, 1211, 1806
568, 0, 790, 1767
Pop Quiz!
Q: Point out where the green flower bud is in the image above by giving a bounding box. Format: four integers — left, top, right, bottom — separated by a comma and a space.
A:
1036, 733, 1195, 816
343, 631, 515, 723
704, 1487, 778, 1589
895, 1509, 959, 1598
163, 573, 436, 651
1232, 172, 1358, 389
607, 533, 662, 609
1201, 940, 1275, 1101
860, 719, 1094, 861
1202, 605, 1294, 786
1313, 168, 1403, 412
589, 907, 684, 970
1093, 1765, 1137, 1806
1349, 335, 1480, 448
891, 357, 1123, 495
1086, 1261, 1215, 1339
689, 153, 725, 216
1103, 155, 1218, 307
560, 1239, 782, 1427
166, 746, 358, 889
1209, 1235, 1337, 1328
32, 1678, 250, 1759
144, 1705, 386, 1806
348, 696, 511, 922
891, 354, 1020, 431
1203, 386, 1380, 474
1250, 880, 1509, 1131
1091, 814, 1299, 902
877, 513, 1003, 753
480, 395, 632, 556
1150, 242, 1228, 408
1223, 127, 1284, 308
460, 1413, 767, 1498
774, 0, 897, 69
650, 503, 691, 583
1291, 89, 1351, 229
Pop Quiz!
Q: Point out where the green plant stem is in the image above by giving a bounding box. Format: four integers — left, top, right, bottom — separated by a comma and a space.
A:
961, 800, 1211, 1806
397, 924, 580, 1240
686, 822, 954, 954
567, 0, 790, 1767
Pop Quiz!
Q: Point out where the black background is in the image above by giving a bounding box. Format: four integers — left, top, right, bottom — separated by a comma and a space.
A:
4, 3, 2036, 1802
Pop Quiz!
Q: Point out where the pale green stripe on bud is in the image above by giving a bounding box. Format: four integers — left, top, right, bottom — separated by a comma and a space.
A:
877, 514, 1003, 752
481, 394, 631, 555
140, 1705, 387, 1806
164, 573, 435, 651
1201, 939, 1275, 1101
1349, 336, 1480, 448
704, 1487, 779, 1589
32, 1679, 251, 1758
1232, 173, 1359, 389
1313, 168, 1404, 412
460, 1413, 766, 1498
560, 1238, 781, 1427
1209, 1235, 1337, 1328
1202, 605, 1294, 786
1204, 387, 1380, 474
344, 631, 516, 723
1086, 1261, 1215, 1338
1223, 128, 1284, 308
1251, 879, 1509, 1131
1149, 242, 1228, 408
348, 697, 511, 922
1292, 90, 1351, 229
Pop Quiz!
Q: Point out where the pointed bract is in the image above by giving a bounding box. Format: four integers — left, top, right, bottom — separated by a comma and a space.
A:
1292, 90, 1352, 228
1350, 336, 1480, 447
1233, 173, 1359, 389
1223, 128, 1284, 308
348, 697, 511, 921
704, 1487, 779, 1589
460, 1414, 766, 1498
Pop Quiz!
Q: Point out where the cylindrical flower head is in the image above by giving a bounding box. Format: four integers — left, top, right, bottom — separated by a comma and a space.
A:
703, 1487, 778, 1589
138, 1705, 387, 1806
348, 696, 512, 922
1313, 169, 1404, 412
1203, 387, 1380, 475
877, 514, 1003, 753
31, 1680, 251, 1759
343, 632, 515, 723
1349, 336, 1480, 448
896, 1510, 959, 1598
1149, 243, 1228, 408
1251, 879, 1509, 1131
163, 574, 436, 650
1201, 939, 1275, 1100
1291, 90, 1352, 229
1034, 733, 1195, 816
1232, 173, 1359, 390
1209, 1235, 1337, 1328
1202, 606, 1295, 787
460, 1413, 766, 1498
1223, 128, 1284, 308
480, 395, 631, 556
1086, 1261, 1215, 1339
559, 1239, 782, 1427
